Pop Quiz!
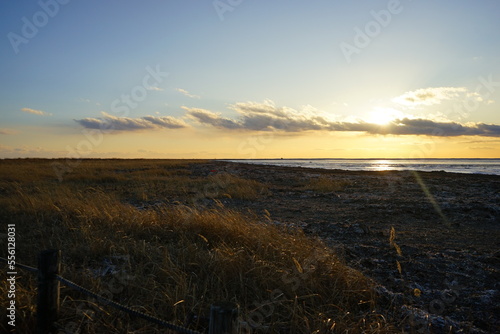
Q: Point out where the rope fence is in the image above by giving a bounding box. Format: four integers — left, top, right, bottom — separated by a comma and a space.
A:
1, 250, 239, 334
9, 261, 38, 273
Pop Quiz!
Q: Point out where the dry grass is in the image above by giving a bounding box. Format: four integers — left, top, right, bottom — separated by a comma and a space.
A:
0, 159, 396, 333
205, 173, 269, 200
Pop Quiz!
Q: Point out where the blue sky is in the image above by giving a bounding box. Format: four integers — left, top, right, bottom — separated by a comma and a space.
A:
1, 0, 499, 158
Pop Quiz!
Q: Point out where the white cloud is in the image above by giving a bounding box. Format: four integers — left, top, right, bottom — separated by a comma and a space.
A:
21, 107, 52, 116
176, 88, 200, 99
147, 86, 164, 91
392, 87, 468, 107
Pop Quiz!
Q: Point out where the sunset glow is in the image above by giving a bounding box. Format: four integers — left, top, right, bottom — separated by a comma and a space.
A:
1, 1, 499, 159
366, 108, 405, 125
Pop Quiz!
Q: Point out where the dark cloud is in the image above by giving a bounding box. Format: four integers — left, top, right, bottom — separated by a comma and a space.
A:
184, 102, 500, 137
386, 119, 500, 137
75, 112, 187, 132
184, 102, 333, 132
328, 119, 500, 137
75, 102, 500, 137
184, 107, 241, 129
141, 116, 186, 129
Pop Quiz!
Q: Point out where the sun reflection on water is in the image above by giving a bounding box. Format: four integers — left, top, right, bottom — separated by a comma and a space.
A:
370, 160, 395, 171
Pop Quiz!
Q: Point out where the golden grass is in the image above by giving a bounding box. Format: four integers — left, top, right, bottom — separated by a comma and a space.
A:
0, 159, 396, 333
205, 173, 269, 200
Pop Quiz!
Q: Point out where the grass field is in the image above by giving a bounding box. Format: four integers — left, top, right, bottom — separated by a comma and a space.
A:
0, 159, 396, 333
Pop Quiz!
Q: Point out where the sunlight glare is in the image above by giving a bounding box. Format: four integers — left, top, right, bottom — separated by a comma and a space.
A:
371, 159, 393, 171
367, 108, 404, 125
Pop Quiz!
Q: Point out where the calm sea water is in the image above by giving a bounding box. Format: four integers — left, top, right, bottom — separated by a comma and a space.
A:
227, 159, 500, 176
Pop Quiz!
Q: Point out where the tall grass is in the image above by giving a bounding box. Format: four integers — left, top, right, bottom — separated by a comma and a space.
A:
0, 159, 395, 333
206, 173, 269, 200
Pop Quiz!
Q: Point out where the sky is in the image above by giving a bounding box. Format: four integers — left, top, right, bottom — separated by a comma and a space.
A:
1, 0, 499, 159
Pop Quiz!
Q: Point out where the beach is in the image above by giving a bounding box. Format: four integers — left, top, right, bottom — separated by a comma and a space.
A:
205, 161, 500, 332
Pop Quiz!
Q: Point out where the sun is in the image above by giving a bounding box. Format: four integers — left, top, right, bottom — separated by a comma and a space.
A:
367, 107, 403, 125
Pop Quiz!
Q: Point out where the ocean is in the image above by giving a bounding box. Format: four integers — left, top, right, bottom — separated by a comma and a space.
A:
227, 159, 500, 176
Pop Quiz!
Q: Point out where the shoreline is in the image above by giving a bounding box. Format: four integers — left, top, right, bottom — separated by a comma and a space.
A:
221, 158, 500, 176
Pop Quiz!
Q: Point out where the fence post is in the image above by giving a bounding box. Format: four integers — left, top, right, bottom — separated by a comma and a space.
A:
37, 249, 61, 334
209, 302, 239, 334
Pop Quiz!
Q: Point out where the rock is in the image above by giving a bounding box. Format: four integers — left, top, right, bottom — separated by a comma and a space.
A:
351, 223, 371, 234
479, 290, 498, 304
400, 305, 487, 334
352, 224, 365, 234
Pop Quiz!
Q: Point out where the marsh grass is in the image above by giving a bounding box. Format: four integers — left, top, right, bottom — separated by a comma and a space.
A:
0, 159, 395, 333
206, 173, 269, 200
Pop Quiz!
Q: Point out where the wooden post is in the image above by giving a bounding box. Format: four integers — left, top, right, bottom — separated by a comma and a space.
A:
37, 249, 61, 334
209, 302, 239, 334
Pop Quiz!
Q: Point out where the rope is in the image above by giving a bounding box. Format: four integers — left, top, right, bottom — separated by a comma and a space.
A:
0, 257, 202, 334
56, 275, 203, 334
0, 256, 38, 273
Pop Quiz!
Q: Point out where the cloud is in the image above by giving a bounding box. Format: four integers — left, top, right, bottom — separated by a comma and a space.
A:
185, 100, 336, 132
461, 139, 500, 144
21, 107, 52, 116
75, 112, 187, 132
392, 87, 471, 107
323, 118, 500, 137
0, 128, 17, 135
184, 107, 241, 129
176, 88, 200, 99
147, 86, 164, 91
468, 146, 494, 150
141, 115, 186, 128
363, 118, 500, 137
0, 145, 68, 158
74, 100, 500, 137
183, 100, 500, 137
